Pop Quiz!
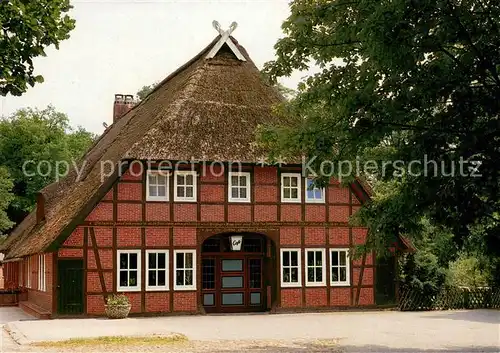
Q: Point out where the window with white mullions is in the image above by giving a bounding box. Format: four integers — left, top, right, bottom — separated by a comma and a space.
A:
146, 250, 169, 291
174, 250, 196, 290
228, 171, 250, 202
306, 249, 326, 286
146, 170, 169, 201
174, 171, 197, 202
280, 249, 301, 287
117, 250, 141, 291
38, 254, 46, 291
305, 178, 325, 203
281, 173, 301, 202
330, 249, 350, 286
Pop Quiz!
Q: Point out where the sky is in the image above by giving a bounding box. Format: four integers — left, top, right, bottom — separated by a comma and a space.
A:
0, 0, 308, 134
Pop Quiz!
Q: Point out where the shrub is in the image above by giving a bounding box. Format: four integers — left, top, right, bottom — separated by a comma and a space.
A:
106, 294, 130, 306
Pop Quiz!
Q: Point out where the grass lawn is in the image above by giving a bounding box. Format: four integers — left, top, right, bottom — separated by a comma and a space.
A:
32, 334, 188, 348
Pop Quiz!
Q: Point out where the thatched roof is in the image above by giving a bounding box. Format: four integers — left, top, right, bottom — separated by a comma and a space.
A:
1, 34, 285, 260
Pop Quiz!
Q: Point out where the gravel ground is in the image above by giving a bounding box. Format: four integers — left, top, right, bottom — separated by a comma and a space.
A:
1, 307, 499, 353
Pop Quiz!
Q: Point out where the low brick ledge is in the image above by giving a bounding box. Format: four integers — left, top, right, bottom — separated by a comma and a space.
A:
19, 301, 51, 320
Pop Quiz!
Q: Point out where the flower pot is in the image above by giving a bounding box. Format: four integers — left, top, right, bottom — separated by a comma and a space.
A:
104, 304, 131, 319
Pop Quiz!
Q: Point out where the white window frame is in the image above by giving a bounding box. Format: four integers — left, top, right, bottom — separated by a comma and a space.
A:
281, 173, 302, 203
330, 248, 350, 286
146, 250, 169, 291
146, 170, 169, 202
305, 248, 326, 287
173, 250, 196, 291
228, 171, 251, 202
305, 178, 325, 203
280, 248, 302, 287
38, 254, 46, 291
174, 170, 197, 202
117, 250, 141, 292
26, 257, 31, 289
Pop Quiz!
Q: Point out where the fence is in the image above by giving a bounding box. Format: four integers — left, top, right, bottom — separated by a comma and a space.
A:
398, 286, 500, 311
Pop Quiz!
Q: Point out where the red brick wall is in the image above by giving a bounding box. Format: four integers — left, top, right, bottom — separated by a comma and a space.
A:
173, 292, 197, 312
145, 292, 170, 313
305, 288, 328, 307
58, 164, 374, 316
281, 289, 302, 308
24, 254, 53, 313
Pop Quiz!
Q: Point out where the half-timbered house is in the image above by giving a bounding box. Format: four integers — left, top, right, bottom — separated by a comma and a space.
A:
0, 23, 409, 318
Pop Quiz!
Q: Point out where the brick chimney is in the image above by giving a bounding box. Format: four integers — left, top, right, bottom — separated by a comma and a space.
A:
36, 192, 45, 223
113, 94, 135, 122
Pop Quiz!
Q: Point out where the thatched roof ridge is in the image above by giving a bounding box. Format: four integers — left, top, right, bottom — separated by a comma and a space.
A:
1, 34, 285, 260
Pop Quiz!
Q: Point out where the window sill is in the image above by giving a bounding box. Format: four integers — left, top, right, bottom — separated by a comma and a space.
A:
305, 283, 327, 287
117, 287, 141, 292
173, 286, 197, 291
173, 198, 197, 203
228, 199, 251, 203
280, 284, 302, 288
280, 199, 302, 203
330, 283, 351, 287
305, 200, 325, 204
146, 197, 169, 202
145, 287, 169, 292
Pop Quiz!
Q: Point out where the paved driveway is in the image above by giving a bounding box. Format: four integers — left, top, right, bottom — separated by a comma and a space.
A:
2, 308, 500, 352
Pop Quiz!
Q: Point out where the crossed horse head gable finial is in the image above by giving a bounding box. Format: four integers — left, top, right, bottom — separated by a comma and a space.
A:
206, 20, 246, 61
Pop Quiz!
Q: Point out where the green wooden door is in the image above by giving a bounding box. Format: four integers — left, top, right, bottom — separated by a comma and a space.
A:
57, 259, 84, 315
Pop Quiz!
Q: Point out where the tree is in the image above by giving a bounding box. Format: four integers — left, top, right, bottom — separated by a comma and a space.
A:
136, 83, 158, 101
0, 167, 14, 236
0, 106, 95, 226
446, 254, 492, 287
0, 0, 75, 96
262, 1, 500, 265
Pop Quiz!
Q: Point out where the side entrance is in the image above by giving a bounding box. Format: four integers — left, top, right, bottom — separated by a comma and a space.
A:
57, 259, 84, 315
201, 233, 275, 313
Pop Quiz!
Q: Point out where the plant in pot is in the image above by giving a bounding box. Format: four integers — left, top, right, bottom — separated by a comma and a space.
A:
105, 294, 131, 319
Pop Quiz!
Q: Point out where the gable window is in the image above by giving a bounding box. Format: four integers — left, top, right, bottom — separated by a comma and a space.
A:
146, 170, 169, 201
117, 250, 141, 292
305, 178, 325, 203
38, 254, 46, 291
228, 171, 250, 202
281, 173, 301, 203
305, 249, 326, 286
174, 171, 197, 202
280, 249, 301, 287
330, 249, 350, 286
174, 250, 196, 290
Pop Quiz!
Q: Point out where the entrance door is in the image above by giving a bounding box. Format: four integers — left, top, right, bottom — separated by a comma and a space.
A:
201, 234, 266, 313
57, 259, 84, 315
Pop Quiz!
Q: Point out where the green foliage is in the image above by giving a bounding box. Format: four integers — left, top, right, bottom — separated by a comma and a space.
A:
0, 0, 75, 96
446, 253, 492, 287
0, 106, 95, 224
399, 218, 456, 289
106, 294, 130, 306
263, 0, 500, 264
0, 167, 14, 235
136, 83, 158, 101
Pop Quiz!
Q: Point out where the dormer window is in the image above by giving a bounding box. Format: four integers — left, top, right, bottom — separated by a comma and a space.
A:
228, 171, 250, 202
174, 170, 197, 202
